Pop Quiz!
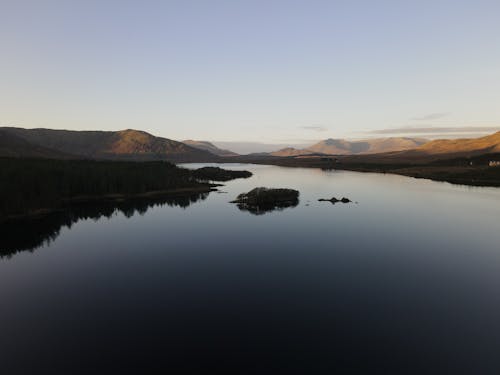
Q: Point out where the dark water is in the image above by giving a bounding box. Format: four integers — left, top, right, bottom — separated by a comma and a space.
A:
1, 164, 500, 374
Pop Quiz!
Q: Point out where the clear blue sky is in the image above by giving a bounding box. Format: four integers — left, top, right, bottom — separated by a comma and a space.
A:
1, 0, 500, 143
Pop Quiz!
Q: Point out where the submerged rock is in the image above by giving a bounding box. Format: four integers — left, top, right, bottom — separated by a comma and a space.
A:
231, 187, 299, 215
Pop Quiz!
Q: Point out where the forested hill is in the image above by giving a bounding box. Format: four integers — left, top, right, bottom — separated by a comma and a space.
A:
0, 127, 218, 162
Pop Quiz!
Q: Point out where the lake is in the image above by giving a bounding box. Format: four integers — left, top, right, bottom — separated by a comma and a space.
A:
1, 163, 500, 374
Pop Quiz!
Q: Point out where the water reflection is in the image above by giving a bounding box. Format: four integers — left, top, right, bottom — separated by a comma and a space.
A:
234, 200, 299, 215
0, 192, 208, 258
1, 164, 500, 373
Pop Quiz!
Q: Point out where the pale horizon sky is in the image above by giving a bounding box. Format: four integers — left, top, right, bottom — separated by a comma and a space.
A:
1, 0, 500, 143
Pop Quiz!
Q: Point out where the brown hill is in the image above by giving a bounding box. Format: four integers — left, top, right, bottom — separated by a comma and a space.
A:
415, 131, 500, 155
362, 137, 429, 153
307, 137, 428, 155
308, 139, 361, 154
182, 140, 238, 156
0, 127, 217, 162
328, 131, 500, 165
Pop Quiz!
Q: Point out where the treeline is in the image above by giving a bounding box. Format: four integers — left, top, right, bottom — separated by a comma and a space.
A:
0, 158, 210, 218
192, 166, 252, 181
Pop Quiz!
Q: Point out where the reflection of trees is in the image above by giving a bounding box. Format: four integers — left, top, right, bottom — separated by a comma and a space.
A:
235, 200, 299, 216
0, 192, 208, 258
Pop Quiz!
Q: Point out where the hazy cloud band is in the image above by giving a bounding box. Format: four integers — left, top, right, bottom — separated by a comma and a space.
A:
368, 126, 500, 135
411, 113, 450, 121
300, 125, 328, 132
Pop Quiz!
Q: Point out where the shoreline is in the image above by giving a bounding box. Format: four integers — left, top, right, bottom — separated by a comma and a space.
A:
2, 160, 499, 224
219, 157, 500, 188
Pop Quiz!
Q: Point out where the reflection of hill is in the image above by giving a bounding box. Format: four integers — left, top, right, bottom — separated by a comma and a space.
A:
0, 193, 208, 258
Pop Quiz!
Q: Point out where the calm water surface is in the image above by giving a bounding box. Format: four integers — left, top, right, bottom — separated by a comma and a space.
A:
1, 164, 500, 374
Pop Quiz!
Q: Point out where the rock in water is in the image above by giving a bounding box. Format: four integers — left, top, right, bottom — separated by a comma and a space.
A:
318, 197, 339, 203
318, 196, 352, 204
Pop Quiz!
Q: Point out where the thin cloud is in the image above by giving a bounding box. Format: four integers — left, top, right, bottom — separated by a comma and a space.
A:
411, 112, 450, 121
300, 125, 328, 132
406, 133, 496, 140
367, 126, 500, 135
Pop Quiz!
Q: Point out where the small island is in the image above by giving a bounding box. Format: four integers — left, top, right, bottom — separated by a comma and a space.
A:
231, 187, 299, 215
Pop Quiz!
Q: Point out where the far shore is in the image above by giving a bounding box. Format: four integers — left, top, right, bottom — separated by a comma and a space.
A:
214, 154, 500, 188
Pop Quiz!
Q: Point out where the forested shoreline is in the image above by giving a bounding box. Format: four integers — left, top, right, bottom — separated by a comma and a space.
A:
0, 158, 228, 220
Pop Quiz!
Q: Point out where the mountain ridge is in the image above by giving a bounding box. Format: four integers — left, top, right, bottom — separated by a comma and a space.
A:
0, 130, 74, 159
182, 140, 238, 156
269, 137, 429, 156
2, 127, 500, 162
307, 137, 429, 155
0, 127, 218, 162
414, 131, 500, 155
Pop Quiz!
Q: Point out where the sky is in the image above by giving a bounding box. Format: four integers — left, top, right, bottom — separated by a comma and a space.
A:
1, 0, 500, 146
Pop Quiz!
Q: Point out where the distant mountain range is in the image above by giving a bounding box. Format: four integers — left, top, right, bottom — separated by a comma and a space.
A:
335, 131, 500, 164
270, 147, 312, 157
270, 137, 428, 156
212, 141, 310, 155
1, 126, 499, 162
0, 128, 217, 162
182, 140, 238, 156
